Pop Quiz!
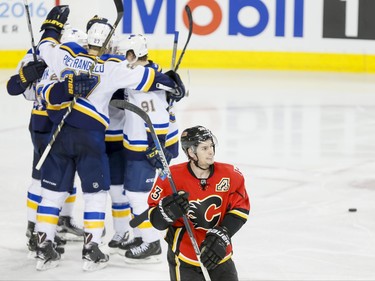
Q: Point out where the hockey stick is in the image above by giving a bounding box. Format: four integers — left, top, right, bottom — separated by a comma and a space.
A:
88, 0, 124, 75
156, 5, 192, 93
130, 6, 192, 227
23, 0, 38, 62
171, 31, 179, 70
174, 5, 192, 72
110, 100, 211, 281
35, 0, 124, 171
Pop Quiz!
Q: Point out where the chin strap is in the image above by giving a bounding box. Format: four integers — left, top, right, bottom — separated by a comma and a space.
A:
193, 159, 211, 170
191, 153, 214, 171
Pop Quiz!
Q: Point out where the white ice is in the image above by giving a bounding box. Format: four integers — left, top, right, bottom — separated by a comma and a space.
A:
1, 69, 375, 280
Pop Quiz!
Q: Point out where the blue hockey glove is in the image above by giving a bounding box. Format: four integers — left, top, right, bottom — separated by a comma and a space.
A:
64, 73, 96, 98
40, 5, 70, 32
19, 60, 47, 89
158, 191, 190, 223
145, 145, 173, 170
164, 70, 186, 102
200, 226, 231, 270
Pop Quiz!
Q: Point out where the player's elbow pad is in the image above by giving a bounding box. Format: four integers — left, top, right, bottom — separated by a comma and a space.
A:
220, 213, 247, 237
150, 207, 170, 230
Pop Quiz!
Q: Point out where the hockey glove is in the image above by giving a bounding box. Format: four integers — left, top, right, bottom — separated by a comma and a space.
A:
145, 145, 173, 170
19, 60, 47, 89
158, 191, 190, 224
164, 70, 186, 102
40, 5, 70, 32
200, 226, 231, 270
64, 73, 96, 98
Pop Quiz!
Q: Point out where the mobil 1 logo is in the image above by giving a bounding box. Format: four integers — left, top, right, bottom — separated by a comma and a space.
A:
323, 0, 375, 39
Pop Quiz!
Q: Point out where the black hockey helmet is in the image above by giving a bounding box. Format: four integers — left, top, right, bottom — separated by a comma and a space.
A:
181, 126, 217, 156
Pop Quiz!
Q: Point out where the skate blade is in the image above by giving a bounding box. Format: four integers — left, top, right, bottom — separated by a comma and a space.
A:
108, 246, 126, 256
124, 254, 162, 264
57, 232, 84, 242
27, 251, 36, 260
108, 247, 121, 255
36, 259, 59, 271
82, 260, 108, 271
115, 249, 126, 256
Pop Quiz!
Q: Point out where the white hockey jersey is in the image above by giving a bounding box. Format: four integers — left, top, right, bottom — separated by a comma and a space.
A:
38, 38, 157, 131
123, 61, 179, 160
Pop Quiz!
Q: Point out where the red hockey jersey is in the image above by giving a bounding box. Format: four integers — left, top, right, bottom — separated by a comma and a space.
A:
148, 161, 250, 266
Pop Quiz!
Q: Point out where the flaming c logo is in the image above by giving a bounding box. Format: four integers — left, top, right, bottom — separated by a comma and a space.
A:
188, 195, 222, 230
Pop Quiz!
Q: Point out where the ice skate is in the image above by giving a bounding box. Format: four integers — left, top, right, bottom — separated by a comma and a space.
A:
118, 236, 143, 253
82, 233, 109, 271
57, 216, 84, 241
108, 231, 130, 255
27, 232, 37, 259
26, 221, 37, 258
124, 240, 162, 264
26, 221, 35, 238
28, 232, 64, 258
35, 232, 61, 271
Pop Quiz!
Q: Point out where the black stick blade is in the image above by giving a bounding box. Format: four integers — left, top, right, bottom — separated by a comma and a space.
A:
114, 0, 124, 14
175, 5, 193, 72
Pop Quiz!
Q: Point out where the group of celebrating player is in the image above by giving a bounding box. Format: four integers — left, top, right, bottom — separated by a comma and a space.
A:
7, 5, 250, 281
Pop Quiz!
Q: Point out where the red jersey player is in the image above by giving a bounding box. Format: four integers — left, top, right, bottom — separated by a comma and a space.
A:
147, 125, 250, 281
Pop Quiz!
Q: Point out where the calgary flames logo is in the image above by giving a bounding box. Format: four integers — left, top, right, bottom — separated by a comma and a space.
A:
188, 195, 222, 230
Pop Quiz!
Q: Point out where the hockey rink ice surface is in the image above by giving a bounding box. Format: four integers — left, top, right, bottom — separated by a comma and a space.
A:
1, 69, 375, 280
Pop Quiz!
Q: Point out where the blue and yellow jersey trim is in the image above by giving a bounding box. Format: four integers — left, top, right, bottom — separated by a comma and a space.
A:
37, 205, 60, 225
124, 122, 169, 152
166, 129, 179, 147
42, 81, 60, 105
123, 134, 149, 152
136, 67, 155, 92
45, 97, 110, 128
147, 61, 162, 72
39, 37, 59, 46
83, 211, 105, 229
60, 44, 123, 64
46, 101, 71, 111
145, 122, 169, 135
31, 109, 48, 116
105, 129, 123, 142
75, 98, 110, 128
60, 43, 88, 57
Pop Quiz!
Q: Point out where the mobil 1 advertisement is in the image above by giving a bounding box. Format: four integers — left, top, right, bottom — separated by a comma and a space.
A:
0, 0, 374, 54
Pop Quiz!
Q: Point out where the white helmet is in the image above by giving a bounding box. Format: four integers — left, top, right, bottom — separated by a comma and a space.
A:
115, 34, 148, 61
87, 22, 112, 48
61, 24, 88, 48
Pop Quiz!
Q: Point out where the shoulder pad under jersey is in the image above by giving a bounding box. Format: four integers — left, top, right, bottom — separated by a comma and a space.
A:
60, 42, 88, 55
100, 54, 125, 62
146, 60, 162, 72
